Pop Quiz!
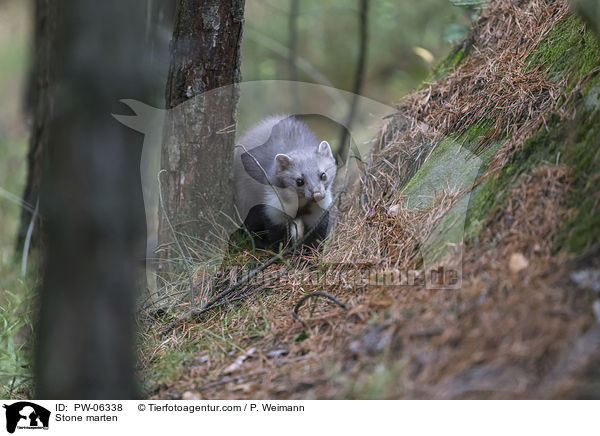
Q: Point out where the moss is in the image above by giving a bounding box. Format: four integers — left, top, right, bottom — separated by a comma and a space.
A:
407, 82, 600, 254
402, 13, 600, 258
401, 123, 503, 259
461, 118, 564, 239
460, 18, 600, 250
552, 103, 600, 252
527, 15, 600, 82
462, 83, 600, 253
418, 44, 468, 89
402, 122, 498, 208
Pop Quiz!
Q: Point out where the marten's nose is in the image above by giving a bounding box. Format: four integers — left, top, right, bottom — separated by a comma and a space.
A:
312, 192, 325, 202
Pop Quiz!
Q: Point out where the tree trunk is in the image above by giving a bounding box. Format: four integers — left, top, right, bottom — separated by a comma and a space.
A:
35, 0, 151, 399
16, 0, 57, 252
338, 0, 369, 152
158, 0, 245, 274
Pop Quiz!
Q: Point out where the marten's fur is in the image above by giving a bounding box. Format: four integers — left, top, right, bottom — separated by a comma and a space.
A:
234, 115, 336, 249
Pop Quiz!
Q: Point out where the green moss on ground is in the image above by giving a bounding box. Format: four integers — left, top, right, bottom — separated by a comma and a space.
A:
402, 122, 500, 209
527, 15, 600, 82
419, 43, 469, 89
462, 78, 600, 252
552, 103, 600, 252
467, 14, 600, 251
401, 122, 503, 259
404, 13, 600, 254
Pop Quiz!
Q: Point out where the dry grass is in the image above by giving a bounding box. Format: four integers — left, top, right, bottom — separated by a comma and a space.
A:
324, 187, 462, 270
148, 163, 595, 399
364, 0, 569, 207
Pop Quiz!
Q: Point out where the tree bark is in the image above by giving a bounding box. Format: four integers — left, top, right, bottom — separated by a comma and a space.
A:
35, 0, 151, 398
158, 0, 245, 274
16, 0, 57, 252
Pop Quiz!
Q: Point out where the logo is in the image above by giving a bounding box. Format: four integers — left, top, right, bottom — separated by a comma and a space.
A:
3, 402, 50, 434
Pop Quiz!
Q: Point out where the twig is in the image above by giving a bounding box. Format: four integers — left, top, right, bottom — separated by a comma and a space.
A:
343, 134, 353, 186
0, 187, 35, 213
292, 291, 348, 327
8, 375, 16, 398
139, 288, 190, 313
338, 134, 354, 209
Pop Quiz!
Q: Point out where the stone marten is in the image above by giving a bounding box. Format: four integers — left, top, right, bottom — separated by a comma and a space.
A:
234, 115, 336, 249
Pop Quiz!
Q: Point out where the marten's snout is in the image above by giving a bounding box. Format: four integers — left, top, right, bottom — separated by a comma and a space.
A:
312, 192, 325, 202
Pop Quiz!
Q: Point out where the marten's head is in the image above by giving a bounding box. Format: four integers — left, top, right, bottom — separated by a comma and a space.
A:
274, 139, 336, 204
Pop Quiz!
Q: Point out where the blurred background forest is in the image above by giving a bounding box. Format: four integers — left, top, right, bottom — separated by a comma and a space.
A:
0, 0, 477, 393
241, 0, 475, 102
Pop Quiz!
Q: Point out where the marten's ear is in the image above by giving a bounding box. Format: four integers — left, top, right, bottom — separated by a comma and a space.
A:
275, 154, 292, 172
318, 141, 333, 159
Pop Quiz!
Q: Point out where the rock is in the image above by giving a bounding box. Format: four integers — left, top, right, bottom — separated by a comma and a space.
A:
182, 391, 201, 400
509, 253, 529, 273
570, 269, 600, 293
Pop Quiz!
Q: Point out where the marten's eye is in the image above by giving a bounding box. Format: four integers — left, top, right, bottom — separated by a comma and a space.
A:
296, 178, 304, 186
320, 172, 327, 181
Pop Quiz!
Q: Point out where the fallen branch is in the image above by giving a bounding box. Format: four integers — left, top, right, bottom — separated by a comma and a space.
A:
292, 291, 349, 328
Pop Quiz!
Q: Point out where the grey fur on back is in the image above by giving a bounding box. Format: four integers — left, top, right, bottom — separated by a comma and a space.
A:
233, 115, 336, 238
235, 115, 318, 183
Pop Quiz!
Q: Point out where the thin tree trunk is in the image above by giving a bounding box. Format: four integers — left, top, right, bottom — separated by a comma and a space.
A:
288, 0, 300, 108
16, 0, 57, 253
158, 0, 245, 275
338, 0, 369, 152
35, 0, 151, 398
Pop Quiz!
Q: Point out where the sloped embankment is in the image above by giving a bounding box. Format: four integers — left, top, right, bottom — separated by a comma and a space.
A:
152, 0, 600, 399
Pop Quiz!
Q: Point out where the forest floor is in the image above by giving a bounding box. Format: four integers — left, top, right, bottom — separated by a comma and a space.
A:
142, 0, 600, 400
142, 176, 600, 399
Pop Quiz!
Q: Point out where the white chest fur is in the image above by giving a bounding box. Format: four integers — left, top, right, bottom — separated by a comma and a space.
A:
263, 186, 331, 229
